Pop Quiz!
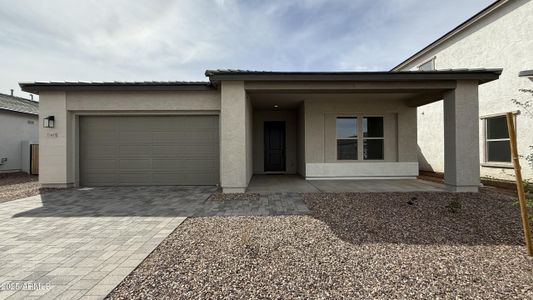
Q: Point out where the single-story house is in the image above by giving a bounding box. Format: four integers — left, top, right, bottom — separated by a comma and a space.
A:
20, 69, 501, 193
0, 91, 39, 173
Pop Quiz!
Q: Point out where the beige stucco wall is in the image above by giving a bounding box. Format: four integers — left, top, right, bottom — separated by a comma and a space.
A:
443, 81, 481, 192
38, 84, 422, 187
252, 110, 298, 174
304, 97, 418, 178
246, 95, 253, 183
66, 90, 220, 111
220, 81, 251, 192
38, 89, 221, 187
0, 110, 38, 173
39, 91, 73, 187
399, 0, 533, 180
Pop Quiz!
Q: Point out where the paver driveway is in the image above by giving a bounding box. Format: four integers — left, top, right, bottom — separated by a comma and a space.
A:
0, 186, 215, 300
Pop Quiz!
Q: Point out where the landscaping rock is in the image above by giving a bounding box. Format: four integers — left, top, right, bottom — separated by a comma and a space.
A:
107, 190, 533, 299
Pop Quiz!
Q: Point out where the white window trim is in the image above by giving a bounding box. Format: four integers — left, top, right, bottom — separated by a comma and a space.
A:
417, 56, 436, 71
479, 110, 520, 119
481, 113, 515, 167
335, 115, 385, 162
336, 116, 358, 161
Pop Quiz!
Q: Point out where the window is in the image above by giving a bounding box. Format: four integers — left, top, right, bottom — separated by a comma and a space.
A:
418, 57, 435, 71
485, 115, 511, 163
363, 117, 384, 160
336, 117, 357, 160
336, 116, 385, 161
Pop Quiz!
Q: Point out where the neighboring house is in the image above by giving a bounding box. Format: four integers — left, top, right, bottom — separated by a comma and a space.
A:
0, 91, 39, 173
393, 0, 533, 181
20, 69, 500, 192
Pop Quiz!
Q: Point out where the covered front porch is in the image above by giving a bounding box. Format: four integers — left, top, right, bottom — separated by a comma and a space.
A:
209, 69, 502, 193
246, 175, 446, 193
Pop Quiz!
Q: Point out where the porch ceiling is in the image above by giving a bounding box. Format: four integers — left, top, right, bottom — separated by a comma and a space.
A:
245, 81, 460, 108
222, 69, 502, 108
250, 92, 421, 109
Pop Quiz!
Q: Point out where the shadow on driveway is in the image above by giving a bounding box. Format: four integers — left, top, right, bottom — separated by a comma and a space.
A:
10, 186, 526, 246
10, 186, 309, 218
12, 186, 216, 218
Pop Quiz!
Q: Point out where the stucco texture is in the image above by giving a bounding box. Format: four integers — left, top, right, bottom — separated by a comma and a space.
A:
0, 110, 38, 172
401, 0, 533, 181
38, 90, 221, 187
303, 97, 418, 178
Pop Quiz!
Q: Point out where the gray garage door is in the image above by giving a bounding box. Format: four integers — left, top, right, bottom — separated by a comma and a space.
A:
80, 116, 219, 186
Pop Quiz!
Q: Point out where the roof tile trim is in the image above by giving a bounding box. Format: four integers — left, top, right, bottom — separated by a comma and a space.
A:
0, 92, 39, 115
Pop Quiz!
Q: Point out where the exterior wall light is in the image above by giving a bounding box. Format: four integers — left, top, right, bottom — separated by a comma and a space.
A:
43, 116, 55, 128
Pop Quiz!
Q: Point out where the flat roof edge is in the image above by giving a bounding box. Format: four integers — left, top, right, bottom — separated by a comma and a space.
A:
19, 81, 215, 94
207, 69, 502, 84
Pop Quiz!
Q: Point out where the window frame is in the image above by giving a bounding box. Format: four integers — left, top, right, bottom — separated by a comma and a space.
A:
481, 112, 516, 168
362, 116, 385, 161
335, 114, 385, 161
335, 116, 358, 161
417, 56, 436, 71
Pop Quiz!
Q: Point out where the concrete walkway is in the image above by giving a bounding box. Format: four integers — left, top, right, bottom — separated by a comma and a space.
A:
0, 186, 214, 300
247, 175, 319, 193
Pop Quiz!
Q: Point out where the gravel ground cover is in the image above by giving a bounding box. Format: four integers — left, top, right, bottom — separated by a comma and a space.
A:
108, 190, 533, 299
0, 172, 50, 203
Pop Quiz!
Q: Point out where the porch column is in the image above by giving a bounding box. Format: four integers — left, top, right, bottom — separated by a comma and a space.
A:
443, 80, 480, 192
220, 81, 251, 193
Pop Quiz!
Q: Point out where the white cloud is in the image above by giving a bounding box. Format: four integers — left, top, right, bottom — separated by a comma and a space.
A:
0, 0, 494, 99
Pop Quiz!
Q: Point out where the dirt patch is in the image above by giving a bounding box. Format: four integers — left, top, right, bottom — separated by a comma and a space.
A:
107, 191, 533, 299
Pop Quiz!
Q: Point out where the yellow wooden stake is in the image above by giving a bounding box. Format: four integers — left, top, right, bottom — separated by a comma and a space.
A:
506, 112, 533, 256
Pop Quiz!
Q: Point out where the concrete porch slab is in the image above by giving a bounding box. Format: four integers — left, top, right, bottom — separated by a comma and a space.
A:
310, 179, 446, 192
246, 175, 319, 193
247, 175, 446, 193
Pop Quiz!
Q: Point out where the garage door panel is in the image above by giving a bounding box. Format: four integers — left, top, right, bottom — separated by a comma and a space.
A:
117, 173, 153, 185
151, 145, 186, 157
151, 173, 186, 185
119, 132, 153, 144
84, 159, 119, 170
84, 146, 119, 159
118, 159, 152, 170
151, 159, 217, 171
83, 173, 118, 186
185, 173, 217, 185
151, 146, 217, 158
182, 145, 218, 156
80, 116, 219, 186
81, 117, 118, 129
152, 131, 217, 143
118, 145, 152, 156
81, 132, 119, 144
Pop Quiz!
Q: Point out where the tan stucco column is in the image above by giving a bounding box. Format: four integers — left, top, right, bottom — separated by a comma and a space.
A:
443, 80, 480, 192
220, 81, 252, 193
39, 91, 75, 188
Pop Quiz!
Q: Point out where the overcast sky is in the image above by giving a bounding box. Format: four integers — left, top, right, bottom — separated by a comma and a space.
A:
0, 0, 494, 99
